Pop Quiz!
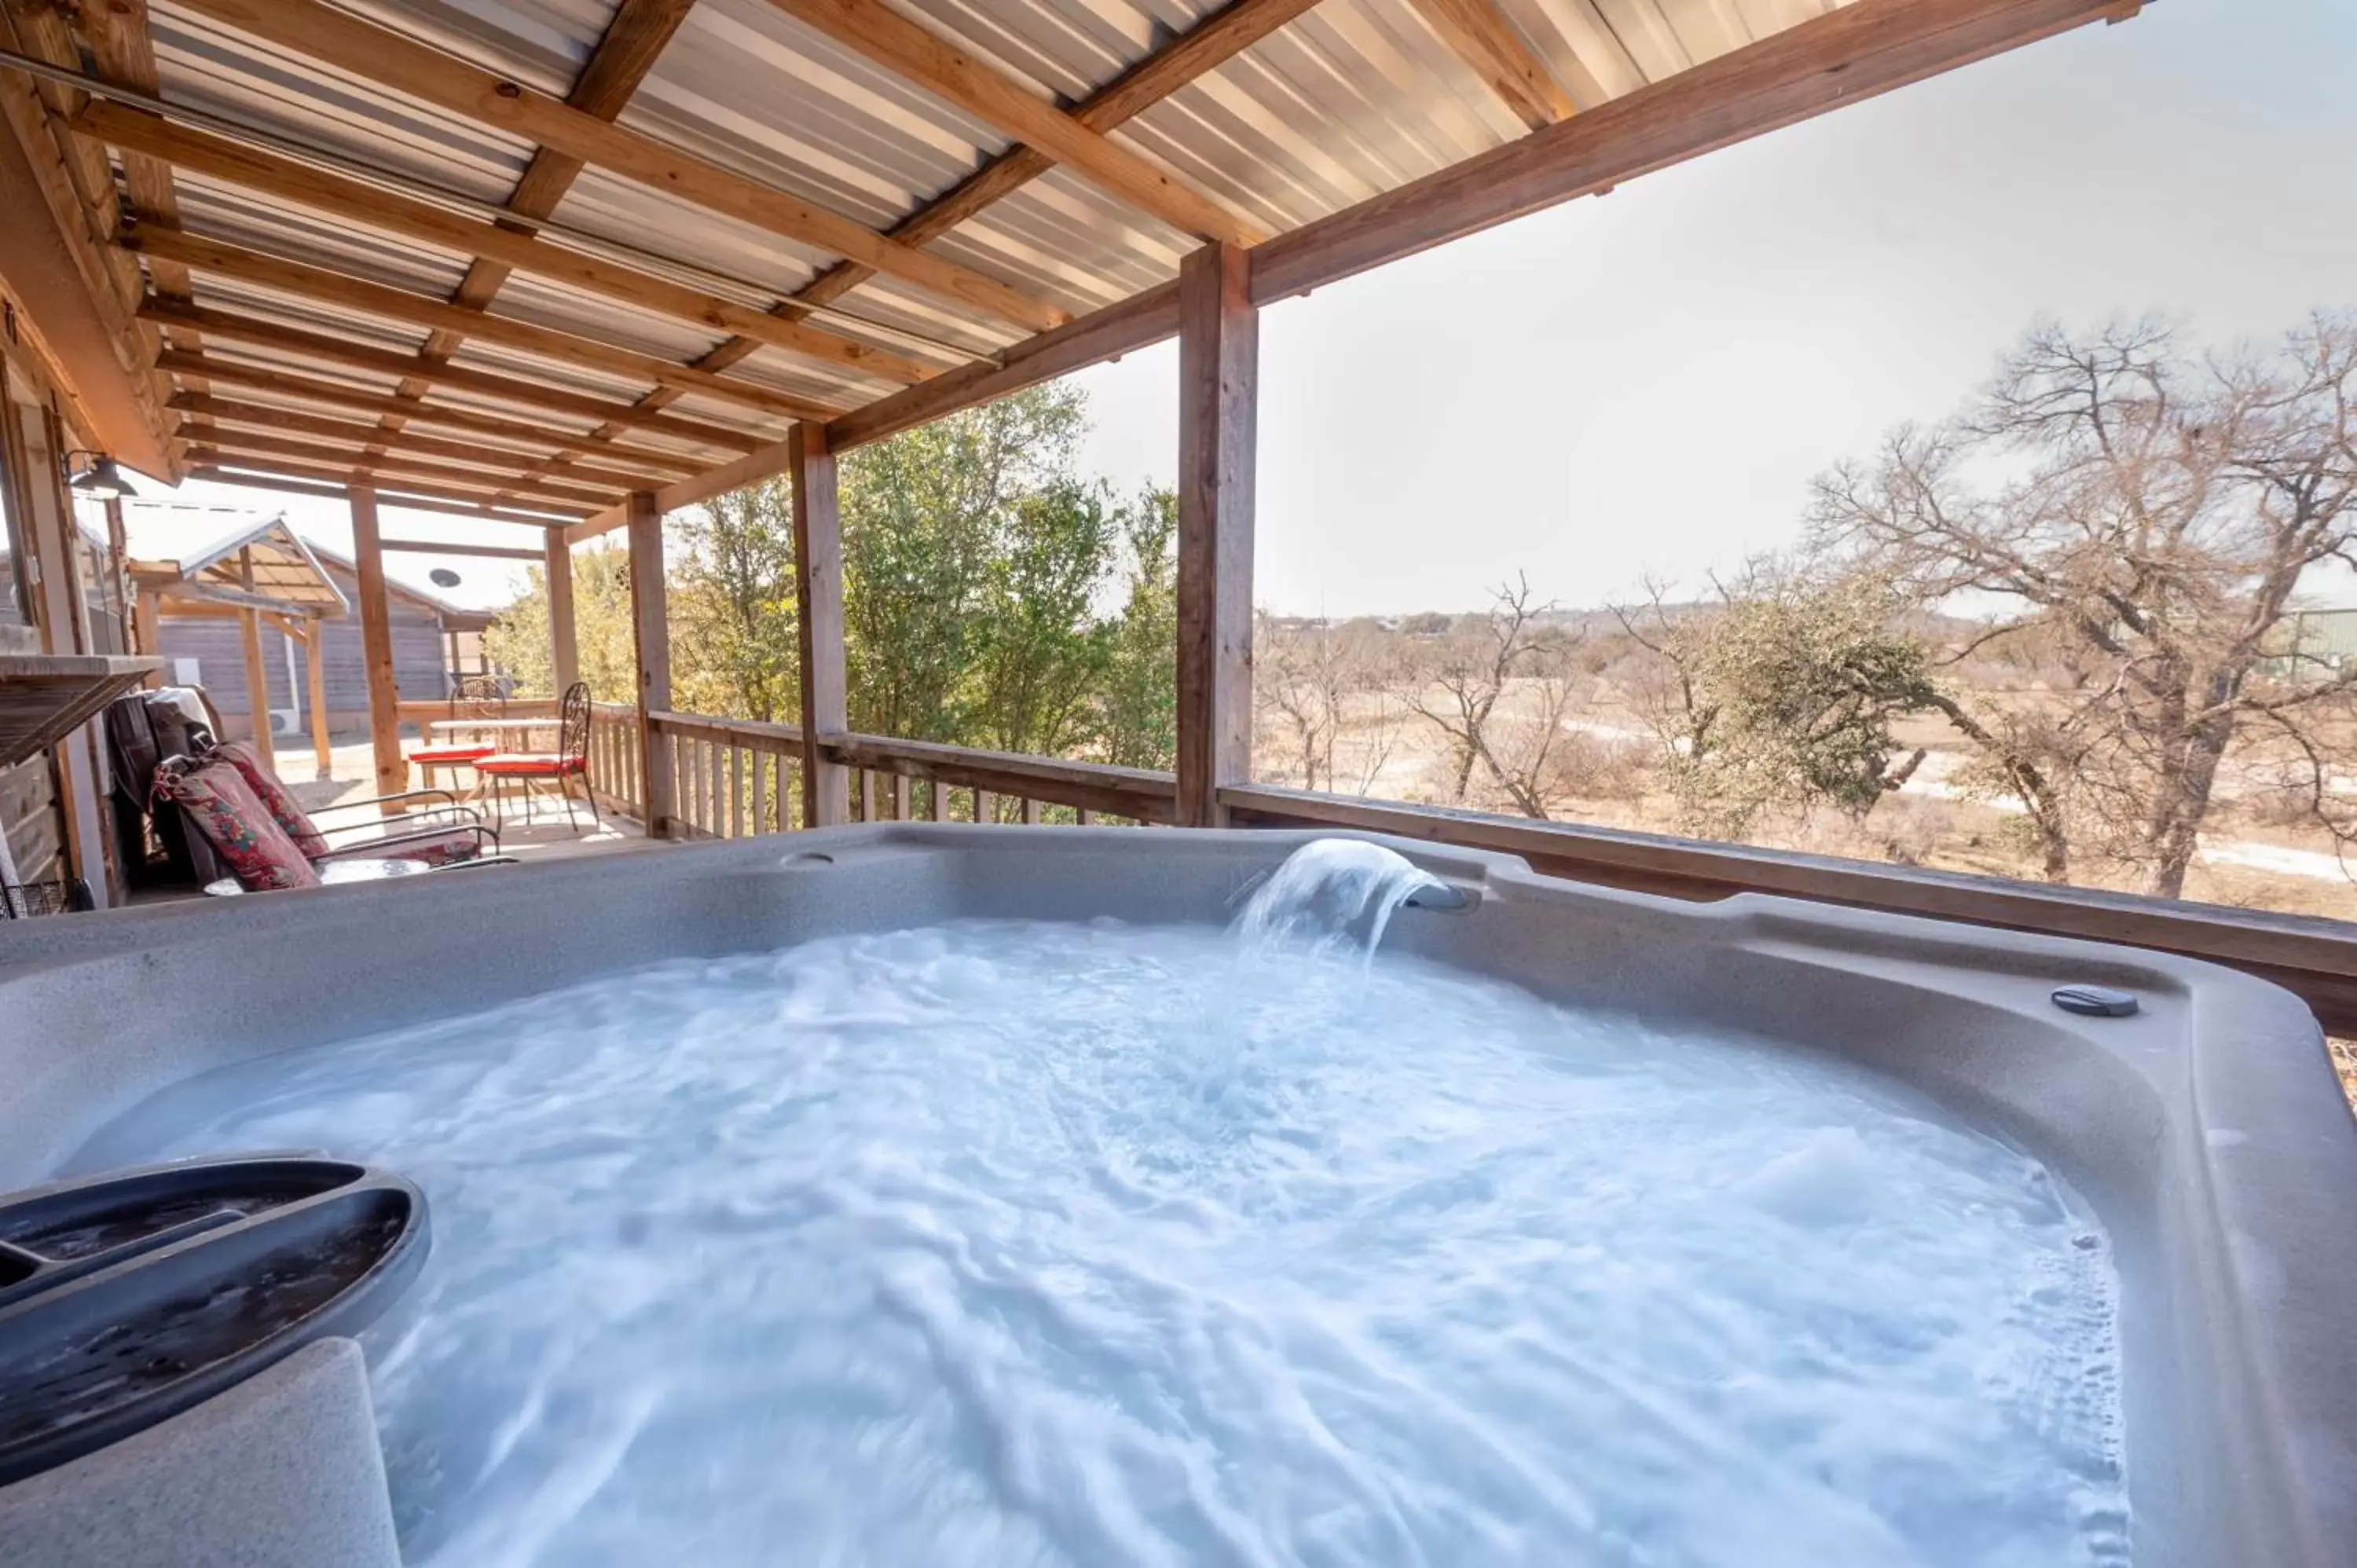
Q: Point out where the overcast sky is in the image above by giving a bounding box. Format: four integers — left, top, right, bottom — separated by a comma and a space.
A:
156, 0, 2355, 617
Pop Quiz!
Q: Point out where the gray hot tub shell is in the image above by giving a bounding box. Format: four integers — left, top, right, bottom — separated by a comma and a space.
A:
0, 824, 2351, 1567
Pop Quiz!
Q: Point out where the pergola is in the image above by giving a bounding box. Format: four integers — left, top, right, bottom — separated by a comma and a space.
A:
121, 508, 346, 775
31, 0, 2314, 1013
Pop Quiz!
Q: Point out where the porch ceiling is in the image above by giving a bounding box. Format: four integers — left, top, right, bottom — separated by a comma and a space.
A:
0, 0, 2139, 537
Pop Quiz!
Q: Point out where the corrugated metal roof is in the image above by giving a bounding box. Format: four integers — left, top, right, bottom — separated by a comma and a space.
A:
104, 0, 1868, 515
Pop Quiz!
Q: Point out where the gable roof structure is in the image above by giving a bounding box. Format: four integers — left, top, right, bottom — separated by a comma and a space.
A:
119, 497, 349, 617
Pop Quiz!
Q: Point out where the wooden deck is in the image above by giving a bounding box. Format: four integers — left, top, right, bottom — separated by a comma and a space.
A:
294, 736, 652, 867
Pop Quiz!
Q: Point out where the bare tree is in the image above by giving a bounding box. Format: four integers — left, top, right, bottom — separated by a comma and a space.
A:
1255, 614, 1411, 795
1403, 576, 1589, 819
1813, 314, 2357, 897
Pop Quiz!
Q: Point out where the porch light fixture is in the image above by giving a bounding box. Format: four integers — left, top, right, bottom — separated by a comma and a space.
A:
65, 452, 140, 501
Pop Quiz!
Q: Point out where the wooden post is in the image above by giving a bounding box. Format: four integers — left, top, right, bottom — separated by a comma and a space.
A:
349, 484, 407, 801
132, 588, 163, 689
1175, 240, 1258, 828
303, 615, 332, 779
624, 489, 676, 837
790, 420, 850, 827
234, 546, 277, 775
544, 530, 578, 694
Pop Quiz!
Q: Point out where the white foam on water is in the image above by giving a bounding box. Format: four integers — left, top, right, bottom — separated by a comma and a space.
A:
73, 912, 2128, 1567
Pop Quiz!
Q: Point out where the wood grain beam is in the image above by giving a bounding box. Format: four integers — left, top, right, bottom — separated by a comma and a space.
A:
790, 0, 2130, 455
376, 538, 544, 560
169, 0, 1071, 332
1406, 0, 1575, 130
179, 425, 623, 507
74, 100, 938, 385
139, 300, 768, 452
187, 449, 596, 517
186, 464, 575, 526
123, 225, 838, 421
1174, 243, 1255, 829
786, 0, 1321, 320
168, 392, 676, 490
153, 351, 704, 474
761, 0, 1261, 246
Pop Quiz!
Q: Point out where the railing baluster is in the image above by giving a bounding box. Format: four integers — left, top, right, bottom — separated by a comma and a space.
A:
976, 788, 997, 825
893, 773, 911, 821
709, 742, 727, 837
1078, 808, 1097, 826
751, 746, 768, 833
929, 779, 951, 822
1021, 797, 1042, 825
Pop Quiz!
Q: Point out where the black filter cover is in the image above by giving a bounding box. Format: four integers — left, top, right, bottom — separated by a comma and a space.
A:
0, 1155, 430, 1485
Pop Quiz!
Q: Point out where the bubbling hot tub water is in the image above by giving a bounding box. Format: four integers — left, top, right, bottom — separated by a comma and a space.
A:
71, 843, 2128, 1567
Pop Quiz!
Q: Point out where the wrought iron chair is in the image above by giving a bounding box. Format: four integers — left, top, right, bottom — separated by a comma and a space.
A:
408, 673, 508, 792
477, 681, 598, 833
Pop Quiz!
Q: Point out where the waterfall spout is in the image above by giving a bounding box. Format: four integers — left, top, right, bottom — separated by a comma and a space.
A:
1233, 840, 1466, 958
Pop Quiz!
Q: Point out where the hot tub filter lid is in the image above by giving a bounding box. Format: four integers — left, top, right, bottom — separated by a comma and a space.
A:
0, 1154, 430, 1487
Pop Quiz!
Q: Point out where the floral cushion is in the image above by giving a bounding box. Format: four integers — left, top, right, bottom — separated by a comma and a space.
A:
214, 741, 330, 859
156, 760, 319, 892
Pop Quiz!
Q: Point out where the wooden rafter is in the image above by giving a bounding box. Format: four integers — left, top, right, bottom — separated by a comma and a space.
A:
168, 393, 678, 491
376, 538, 543, 560
779, 0, 1322, 329
168, 0, 1072, 333
184, 464, 574, 527
761, 0, 1263, 247
1406, 0, 1576, 131
153, 351, 705, 475
71, 104, 940, 386
140, 299, 768, 452
176, 425, 629, 508
122, 226, 838, 422
185, 449, 596, 517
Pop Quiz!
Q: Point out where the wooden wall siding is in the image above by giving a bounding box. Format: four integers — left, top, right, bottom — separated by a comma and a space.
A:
0, 619, 60, 885
156, 615, 442, 720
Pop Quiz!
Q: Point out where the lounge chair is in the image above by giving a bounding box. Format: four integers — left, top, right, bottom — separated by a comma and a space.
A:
154, 742, 501, 893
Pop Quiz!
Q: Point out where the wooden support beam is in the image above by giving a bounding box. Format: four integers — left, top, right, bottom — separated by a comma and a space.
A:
169, 0, 1072, 333
546, 533, 579, 694
376, 538, 544, 561
141, 300, 766, 452
802, 0, 2128, 456
155, 353, 705, 475
178, 424, 623, 507
191, 452, 592, 519
783, 0, 1319, 320
303, 611, 331, 779
790, 421, 849, 826
75, 102, 940, 386
125, 226, 839, 422
168, 393, 679, 491
761, 0, 1261, 247
234, 544, 277, 774
186, 466, 577, 528
827, 280, 1181, 452
1405, 0, 1576, 130
624, 489, 677, 837
132, 588, 164, 687
1250, 0, 2130, 302
349, 484, 406, 802
1174, 243, 1256, 829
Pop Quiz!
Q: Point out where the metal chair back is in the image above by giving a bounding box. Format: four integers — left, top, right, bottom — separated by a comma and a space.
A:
557, 680, 592, 770
449, 674, 506, 722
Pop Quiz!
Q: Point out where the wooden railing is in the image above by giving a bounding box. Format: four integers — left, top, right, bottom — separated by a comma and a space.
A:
585, 708, 1173, 839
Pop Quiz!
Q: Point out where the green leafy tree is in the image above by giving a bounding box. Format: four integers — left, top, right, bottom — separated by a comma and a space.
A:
1618, 567, 1934, 839
670, 485, 800, 722
1100, 489, 1178, 770
482, 544, 638, 703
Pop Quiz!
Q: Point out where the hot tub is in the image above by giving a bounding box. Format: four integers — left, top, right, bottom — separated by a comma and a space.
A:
0, 825, 2350, 1567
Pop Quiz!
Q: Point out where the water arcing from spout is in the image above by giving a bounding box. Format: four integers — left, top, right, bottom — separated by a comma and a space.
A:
1232, 839, 1456, 960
